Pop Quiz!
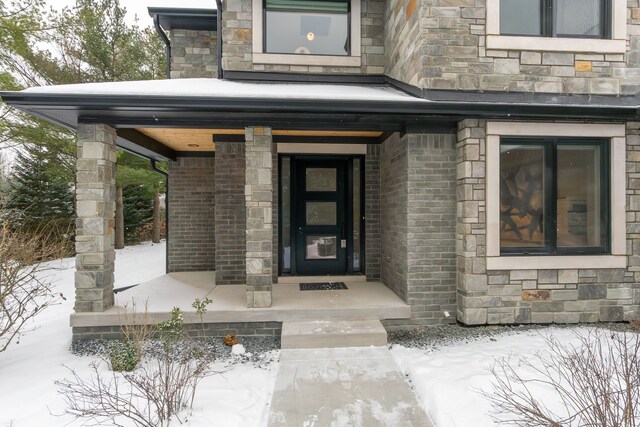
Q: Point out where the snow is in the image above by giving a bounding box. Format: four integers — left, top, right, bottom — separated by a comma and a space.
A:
390, 328, 599, 427
20, 78, 426, 103
0, 240, 632, 427
0, 241, 277, 427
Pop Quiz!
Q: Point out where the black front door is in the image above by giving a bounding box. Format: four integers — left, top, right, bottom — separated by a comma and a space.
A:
294, 158, 348, 275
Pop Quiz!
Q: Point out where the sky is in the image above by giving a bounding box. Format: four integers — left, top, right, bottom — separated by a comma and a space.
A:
45, 0, 216, 27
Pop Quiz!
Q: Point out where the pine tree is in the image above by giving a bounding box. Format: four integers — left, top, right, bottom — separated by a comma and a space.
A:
122, 184, 153, 245
3, 144, 74, 234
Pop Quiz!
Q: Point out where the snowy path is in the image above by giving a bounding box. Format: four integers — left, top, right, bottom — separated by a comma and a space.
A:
267, 347, 432, 427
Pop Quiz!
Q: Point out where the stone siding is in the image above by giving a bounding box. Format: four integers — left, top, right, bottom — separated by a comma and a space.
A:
72, 322, 282, 341
380, 132, 458, 326
75, 124, 117, 313
215, 142, 246, 285
221, 0, 384, 74
167, 157, 215, 272
365, 144, 381, 280
170, 29, 218, 79
382, 0, 640, 94
245, 127, 273, 308
456, 120, 640, 324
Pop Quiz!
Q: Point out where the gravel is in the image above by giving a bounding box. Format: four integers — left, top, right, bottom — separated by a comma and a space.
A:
71, 335, 281, 369
388, 322, 637, 352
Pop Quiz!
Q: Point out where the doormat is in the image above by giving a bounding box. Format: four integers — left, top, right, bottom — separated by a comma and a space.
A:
299, 282, 348, 291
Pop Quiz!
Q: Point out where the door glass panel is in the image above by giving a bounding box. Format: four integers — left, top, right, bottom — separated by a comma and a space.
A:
557, 145, 602, 248
281, 157, 291, 271
306, 236, 337, 259
306, 168, 337, 191
500, 144, 546, 248
306, 201, 337, 225
353, 158, 361, 271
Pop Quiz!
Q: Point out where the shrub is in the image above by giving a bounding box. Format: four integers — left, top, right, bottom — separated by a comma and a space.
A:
482, 328, 640, 426
108, 340, 139, 372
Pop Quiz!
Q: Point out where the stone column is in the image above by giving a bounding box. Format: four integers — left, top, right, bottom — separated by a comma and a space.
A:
245, 127, 273, 308
75, 124, 116, 312
456, 119, 489, 325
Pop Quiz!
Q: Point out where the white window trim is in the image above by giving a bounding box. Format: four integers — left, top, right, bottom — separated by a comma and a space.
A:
485, 121, 627, 271
486, 0, 627, 53
252, 0, 361, 67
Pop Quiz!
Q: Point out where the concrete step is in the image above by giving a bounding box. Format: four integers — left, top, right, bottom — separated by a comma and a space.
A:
281, 320, 387, 349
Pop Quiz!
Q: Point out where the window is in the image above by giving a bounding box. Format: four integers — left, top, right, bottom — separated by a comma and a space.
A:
252, 0, 361, 66
500, 0, 610, 38
500, 138, 609, 255
263, 0, 350, 56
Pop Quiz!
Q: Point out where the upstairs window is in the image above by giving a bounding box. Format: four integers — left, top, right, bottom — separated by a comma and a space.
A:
500, 0, 611, 38
264, 0, 350, 56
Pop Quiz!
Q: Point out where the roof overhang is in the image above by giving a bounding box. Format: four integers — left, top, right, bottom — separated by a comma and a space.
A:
2, 77, 639, 160
147, 7, 217, 31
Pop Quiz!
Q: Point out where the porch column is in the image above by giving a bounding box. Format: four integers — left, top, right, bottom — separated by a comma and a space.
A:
245, 126, 273, 308
74, 123, 116, 312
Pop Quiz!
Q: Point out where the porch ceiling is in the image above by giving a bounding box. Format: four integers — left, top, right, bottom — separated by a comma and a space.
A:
137, 128, 385, 152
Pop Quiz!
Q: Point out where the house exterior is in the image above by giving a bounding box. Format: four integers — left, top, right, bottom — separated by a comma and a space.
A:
2, 0, 640, 340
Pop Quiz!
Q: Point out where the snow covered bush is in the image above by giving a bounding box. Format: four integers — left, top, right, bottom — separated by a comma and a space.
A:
57, 307, 213, 427
483, 328, 640, 426
0, 222, 66, 352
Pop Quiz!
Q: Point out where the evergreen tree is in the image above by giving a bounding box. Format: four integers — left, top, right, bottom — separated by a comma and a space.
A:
122, 184, 153, 245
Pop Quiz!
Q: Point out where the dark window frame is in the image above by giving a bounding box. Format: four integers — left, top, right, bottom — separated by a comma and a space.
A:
500, 0, 612, 39
262, 0, 352, 56
500, 137, 610, 256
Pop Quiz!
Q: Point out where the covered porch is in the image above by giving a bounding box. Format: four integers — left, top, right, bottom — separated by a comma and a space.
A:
70, 272, 411, 333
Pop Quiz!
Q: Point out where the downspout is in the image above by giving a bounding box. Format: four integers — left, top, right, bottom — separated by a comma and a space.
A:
150, 159, 169, 273
154, 15, 172, 79
215, 0, 223, 79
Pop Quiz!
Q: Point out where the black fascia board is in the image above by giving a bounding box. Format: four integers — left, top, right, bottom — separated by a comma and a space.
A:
147, 7, 217, 31
0, 92, 639, 133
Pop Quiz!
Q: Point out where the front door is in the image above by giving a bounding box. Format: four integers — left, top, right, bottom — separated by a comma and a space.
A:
294, 158, 348, 275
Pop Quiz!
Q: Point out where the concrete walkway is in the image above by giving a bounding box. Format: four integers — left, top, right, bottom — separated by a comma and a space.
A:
267, 347, 433, 427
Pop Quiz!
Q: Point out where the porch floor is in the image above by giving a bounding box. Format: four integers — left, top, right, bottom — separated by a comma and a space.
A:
70, 272, 411, 328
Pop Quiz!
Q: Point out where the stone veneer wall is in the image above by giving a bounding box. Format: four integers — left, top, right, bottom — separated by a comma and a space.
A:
380, 132, 458, 326
411, 1, 640, 94
272, 148, 279, 283
384, 0, 423, 86
221, 0, 384, 73
456, 119, 640, 324
169, 29, 218, 79
365, 144, 381, 280
167, 157, 215, 272
215, 142, 246, 285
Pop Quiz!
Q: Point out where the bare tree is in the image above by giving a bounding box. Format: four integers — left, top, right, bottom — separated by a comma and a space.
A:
0, 222, 67, 352
482, 328, 640, 426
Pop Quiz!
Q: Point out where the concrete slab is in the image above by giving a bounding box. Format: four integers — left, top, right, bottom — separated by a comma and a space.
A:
281, 320, 387, 349
71, 273, 410, 327
268, 347, 433, 427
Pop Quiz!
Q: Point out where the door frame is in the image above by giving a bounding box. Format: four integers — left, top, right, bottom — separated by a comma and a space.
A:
279, 154, 365, 276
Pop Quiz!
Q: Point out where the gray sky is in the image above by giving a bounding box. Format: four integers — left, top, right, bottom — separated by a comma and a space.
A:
45, 0, 215, 27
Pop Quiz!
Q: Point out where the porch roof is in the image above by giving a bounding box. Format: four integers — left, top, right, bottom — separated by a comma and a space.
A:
2, 77, 640, 160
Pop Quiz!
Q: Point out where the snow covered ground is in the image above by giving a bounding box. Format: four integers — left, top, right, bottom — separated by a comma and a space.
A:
0, 242, 278, 427
0, 241, 631, 426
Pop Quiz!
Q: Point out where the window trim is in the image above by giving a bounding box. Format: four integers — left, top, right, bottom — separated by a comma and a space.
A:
486, 122, 626, 271
499, 137, 610, 256
252, 0, 361, 67
486, 0, 626, 53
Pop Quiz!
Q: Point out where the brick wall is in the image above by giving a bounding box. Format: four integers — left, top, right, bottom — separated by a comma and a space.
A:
167, 157, 215, 272
215, 142, 246, 285
365, 144, 381, 280
221, 0, 385, 74
170, 29, 218, 79
380, 132, 458, 326
456, 120, 640, 324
